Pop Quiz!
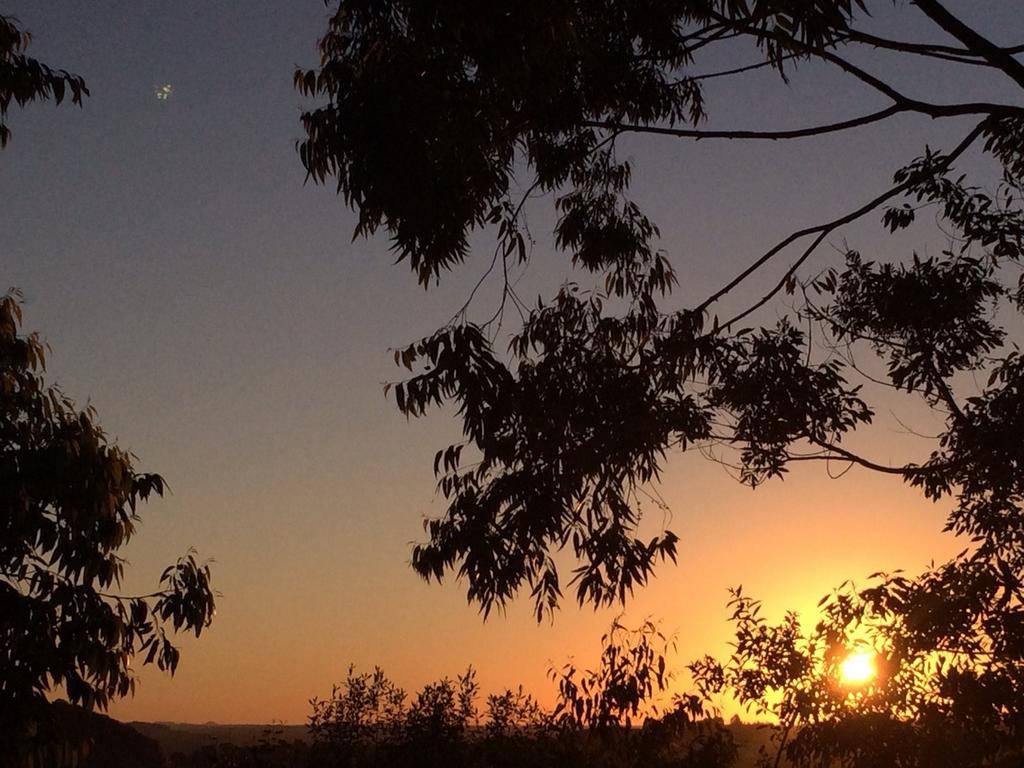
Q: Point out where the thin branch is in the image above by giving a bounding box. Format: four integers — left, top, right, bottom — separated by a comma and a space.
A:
806, 439, 949, 476
2, 561, 169, 603
828, 337, 944, 404
681, 24, 742, 58
585, 100, 1020, 144
811, 46, 910, 103
722, 229, 827, 329
782, 453, 887, 473
889, 409, 942, 440
773, 718, 794, 768
756, 26, 1023, 122
686, 34, 1024, 83
451, 131, 623, 328
925, 360, 968, 424
450, 238, 502, 326
844, 28, 1024, 66
697, 120, 987, 318
689, 57, 783, 81
817, 47, 1024, 121
826, 456, 856, 480
702, 11, 1023, 121
635, 23, 741, 63
584, 104, 906, 142
677, 22, 729, 47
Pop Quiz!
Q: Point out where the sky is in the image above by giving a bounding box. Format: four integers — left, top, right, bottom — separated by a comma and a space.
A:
3, 1, 1022, 724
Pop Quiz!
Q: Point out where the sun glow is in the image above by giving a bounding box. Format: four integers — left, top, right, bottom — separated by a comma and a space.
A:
838, 649, 877, 687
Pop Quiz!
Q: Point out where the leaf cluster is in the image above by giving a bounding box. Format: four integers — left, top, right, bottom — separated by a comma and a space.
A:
0, 15, 88, 148
0, 293, 215, 749
296, 0, 711, 285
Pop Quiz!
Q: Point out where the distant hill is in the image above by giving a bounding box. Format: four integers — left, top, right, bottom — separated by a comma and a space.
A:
33, 702, 165, 768
129, 721, 309, 761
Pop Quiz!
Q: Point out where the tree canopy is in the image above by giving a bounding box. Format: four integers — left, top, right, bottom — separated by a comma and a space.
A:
297, 2, 1024, 762
0, 292, 216, 752
297, 0, 1024, 618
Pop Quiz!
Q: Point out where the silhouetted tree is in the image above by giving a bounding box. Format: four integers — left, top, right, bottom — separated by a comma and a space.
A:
0, 292, 216, 763
308, 666, 478, 768
0, 14, 87, 148
297, 1, 1024, 763
691, 573, 1024, 767
308, 665, 407, 761
552, 619, 676, 731
308, 644, 735, 768
551, 620, 736, 768
297, 0, 1024, 622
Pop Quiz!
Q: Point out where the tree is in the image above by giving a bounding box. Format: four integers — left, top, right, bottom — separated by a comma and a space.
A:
296, 2, 1023, 762
308, 645, 735, 768
552, 619, 675, 731
690, 571, 1024, 767
296, 0, 1024, 613
0, 291, 216, 757
1, 14, 88, 148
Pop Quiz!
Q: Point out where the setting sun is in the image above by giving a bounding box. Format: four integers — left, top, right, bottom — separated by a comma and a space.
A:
839, 650, 877, 687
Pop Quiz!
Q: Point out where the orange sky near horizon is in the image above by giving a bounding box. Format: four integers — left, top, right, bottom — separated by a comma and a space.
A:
99, 439, 963, 725
3, 0, 1015, 727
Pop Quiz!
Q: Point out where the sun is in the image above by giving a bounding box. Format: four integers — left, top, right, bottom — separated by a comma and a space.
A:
838, 649, 877, 687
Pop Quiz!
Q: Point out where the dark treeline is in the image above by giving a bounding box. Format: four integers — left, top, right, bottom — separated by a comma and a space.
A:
166, 664, 739, 768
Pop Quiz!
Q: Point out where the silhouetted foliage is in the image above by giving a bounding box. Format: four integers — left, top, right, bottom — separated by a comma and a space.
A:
0, 15, 87, 148
298, 1, 1024, 763
306, 628, 734, 768
298, 0, 1024, 623
551, 620, 737, 768
0, 292, 216, 764
552, 619, 675, 730
692, 570, 1024, 767
309, 666, 497, 768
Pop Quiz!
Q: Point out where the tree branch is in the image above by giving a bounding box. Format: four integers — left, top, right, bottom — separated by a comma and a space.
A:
689, 57, 784, 81
588, 69, 1019, 146
844, 28, 1024, 66
704, 10, 1023, 121
697, 120, 988, 318
913, 0, 1024, 90
721, 230, 827, 329
804, 440, 949, 477
583, 105, 906, 142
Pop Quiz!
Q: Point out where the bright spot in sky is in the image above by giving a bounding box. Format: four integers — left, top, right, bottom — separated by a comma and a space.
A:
155, 84, 173, 100
839, 649, 877, 687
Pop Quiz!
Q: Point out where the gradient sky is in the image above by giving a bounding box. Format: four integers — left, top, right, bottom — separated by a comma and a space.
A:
3, 1, 1022, 724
